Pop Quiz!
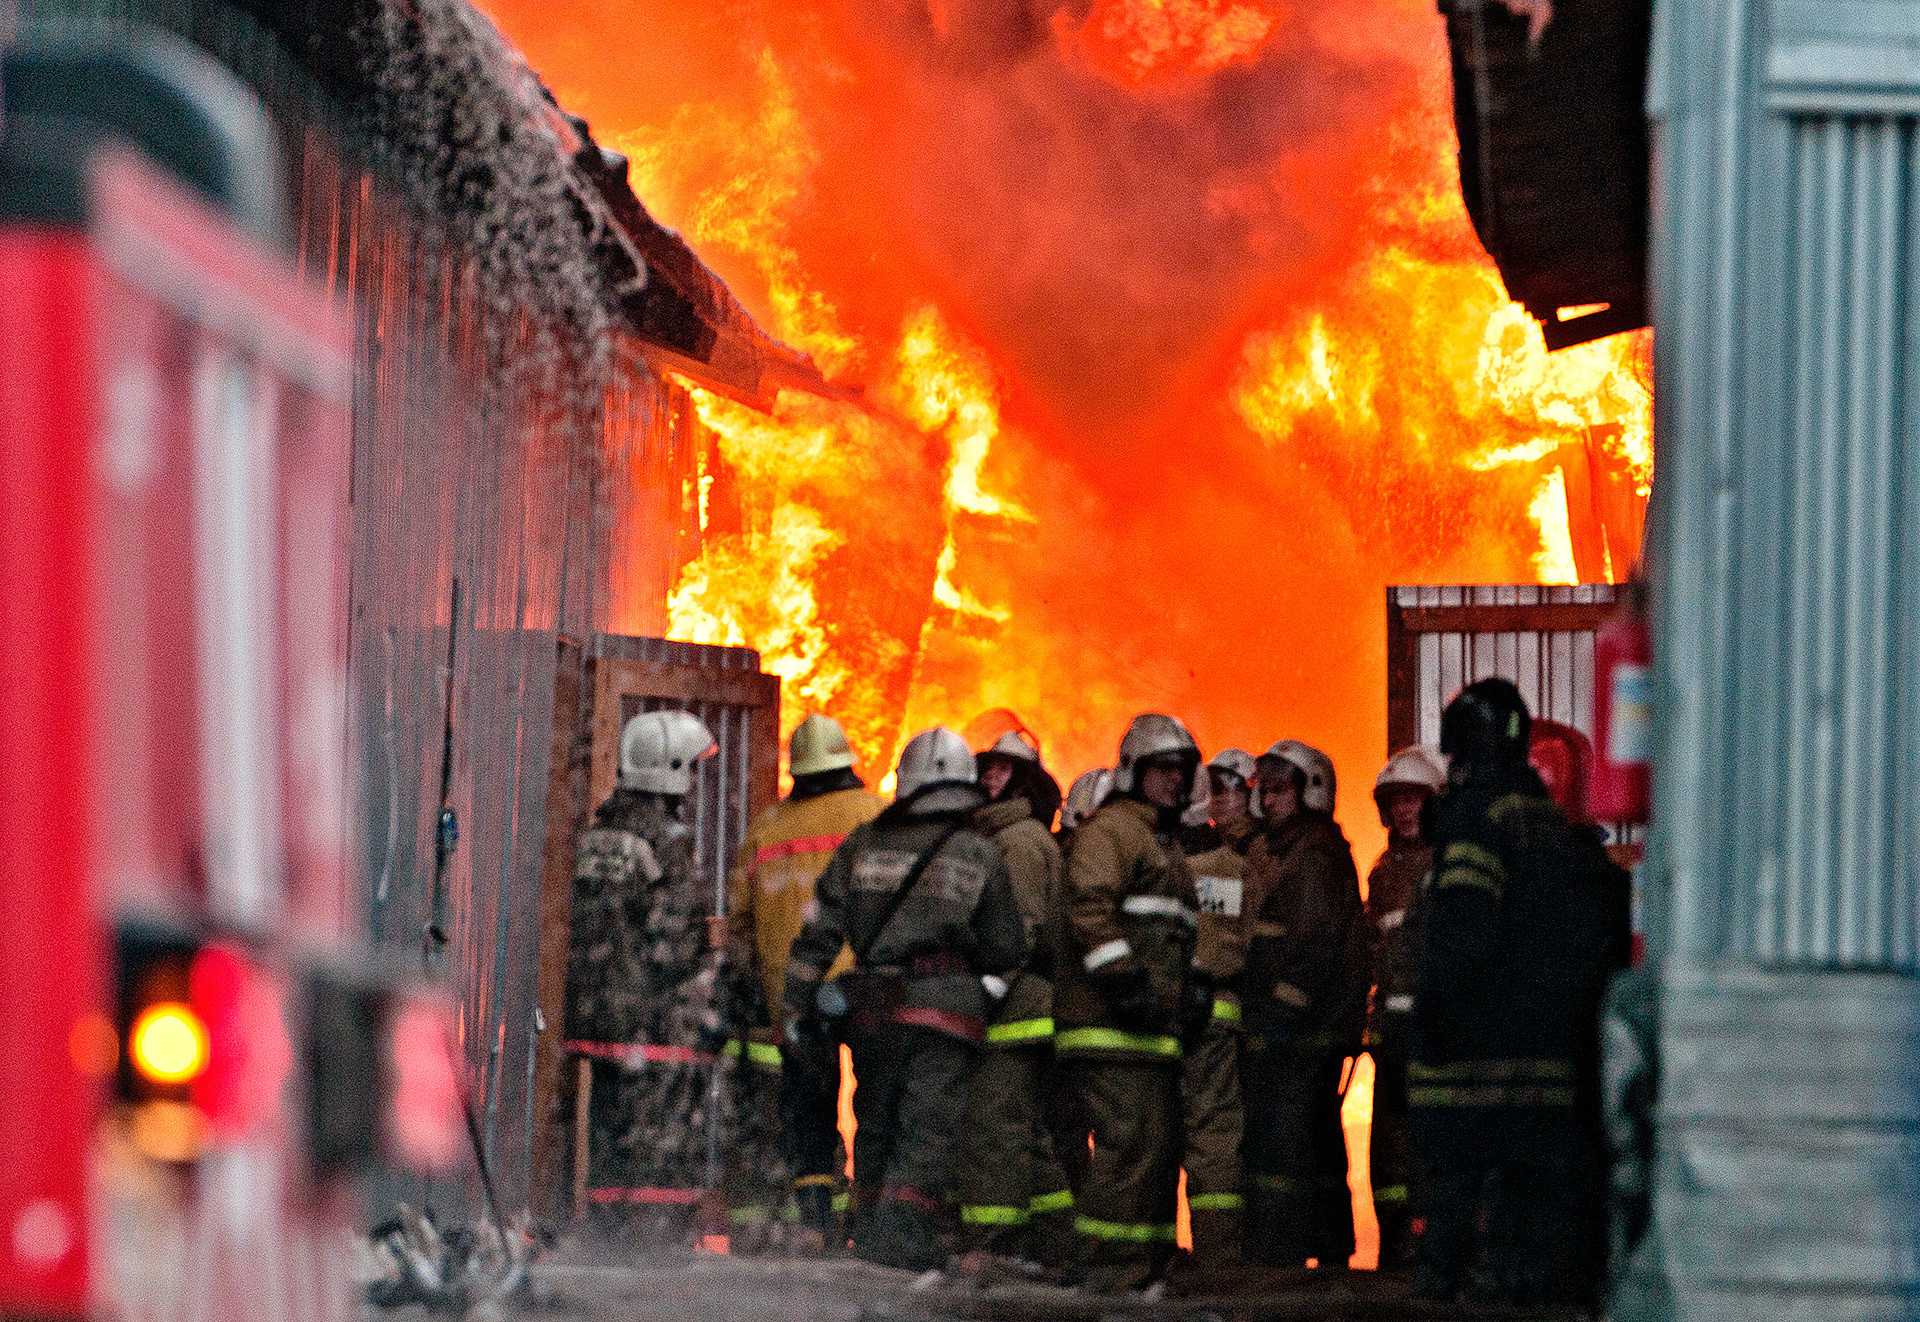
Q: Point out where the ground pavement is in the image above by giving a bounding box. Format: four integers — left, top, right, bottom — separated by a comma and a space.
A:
374, 1245, 1592, 1322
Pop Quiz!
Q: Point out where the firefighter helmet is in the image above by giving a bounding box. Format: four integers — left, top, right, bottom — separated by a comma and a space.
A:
1061, 768, 1114, 829
1441, 678, 1531, 767
619, 710, 717, 795
1372, 745, 1447, 826
1208, 748, 1257, 789
894, 726, 977, 800
1256, 739, 1337, 814
1112, 713, 1200, 794
981, 729, 1041, 763
789, 713, 856, 778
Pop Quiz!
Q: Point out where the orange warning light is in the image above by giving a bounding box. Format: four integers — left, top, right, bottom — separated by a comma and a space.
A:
130, 1003, 208, 1085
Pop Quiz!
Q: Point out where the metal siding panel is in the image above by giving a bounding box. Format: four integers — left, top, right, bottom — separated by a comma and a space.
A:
1772, 112, 1916, 967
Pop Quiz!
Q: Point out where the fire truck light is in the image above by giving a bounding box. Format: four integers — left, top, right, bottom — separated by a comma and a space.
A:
130, 1003, 209, 1085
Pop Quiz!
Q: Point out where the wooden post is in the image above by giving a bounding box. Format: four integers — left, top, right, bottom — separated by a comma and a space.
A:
572, 1055, 591, 1221
530, 637, 586, 1219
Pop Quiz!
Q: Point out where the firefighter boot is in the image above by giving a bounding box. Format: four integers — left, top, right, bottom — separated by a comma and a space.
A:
1167, 1208, 1246, 1296
790, 1183, 834, 1257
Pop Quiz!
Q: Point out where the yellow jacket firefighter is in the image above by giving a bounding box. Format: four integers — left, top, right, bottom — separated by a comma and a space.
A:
730, 783, 885, 1011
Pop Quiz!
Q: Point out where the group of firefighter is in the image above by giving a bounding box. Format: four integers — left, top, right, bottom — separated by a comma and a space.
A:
565, 678, 1629, 1305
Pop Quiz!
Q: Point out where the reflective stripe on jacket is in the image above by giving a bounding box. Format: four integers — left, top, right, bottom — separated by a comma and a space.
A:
730, 786, 885, 1011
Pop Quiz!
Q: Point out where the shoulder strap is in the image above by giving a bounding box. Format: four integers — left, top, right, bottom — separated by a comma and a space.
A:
853, 820, 967, 965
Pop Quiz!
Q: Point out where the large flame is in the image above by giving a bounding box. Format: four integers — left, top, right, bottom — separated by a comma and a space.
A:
486, 0, 1651, 854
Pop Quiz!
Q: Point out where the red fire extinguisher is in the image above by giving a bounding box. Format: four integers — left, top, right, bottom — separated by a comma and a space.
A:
1590, 581, 1652, 823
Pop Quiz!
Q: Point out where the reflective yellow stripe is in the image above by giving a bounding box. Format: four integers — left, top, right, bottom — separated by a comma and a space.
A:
960, 1204, 1030, 1226
830, 1193, 850, 1211
729, 1205, 772, 1225
1373, 1184, 1409, 1205
1074, 1215, 1177, 1243
1029, 1189, 1074, 1214
1211, 999, 1241, 1023
721, 1040, 783, 1069
986, 1016, 1054, 1044
794, 1174, 835, 1190
1435, 842, 1506, 900
1054, 1027, 1182, 1058
1435, 867, 1503, 900
1442, 841, 1506, 879
1187, 1192, 1244, 1211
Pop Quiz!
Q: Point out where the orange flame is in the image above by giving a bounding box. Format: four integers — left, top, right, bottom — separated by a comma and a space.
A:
484, 0, 1653, 843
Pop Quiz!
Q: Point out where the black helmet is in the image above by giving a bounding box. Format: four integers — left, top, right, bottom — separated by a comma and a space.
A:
1440, 678, 1532, 767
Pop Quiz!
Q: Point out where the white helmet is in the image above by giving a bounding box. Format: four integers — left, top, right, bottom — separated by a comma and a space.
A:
1060, 768, 1114, 829
620, 710, 717, 795
1374, 745, 1447, 797
790, 713, 856, 777
1373, 745, 1447, 824
981, 730, 1041, 764
1256, 739, 1337, 815
1112, 713, 1200, 794
894, 726, 977, 800
1208, 748, 1257, 788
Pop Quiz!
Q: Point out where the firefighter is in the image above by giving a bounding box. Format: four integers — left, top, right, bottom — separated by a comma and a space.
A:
1361, 745, 1447, 1271
1056, 715, 1207, 1293
1172, 749, 1259, 1280
727, 713, 885, 1249
565, 709, 717, 1241
956, 732, 1074, 1267
1240, 739, 1367, 1269
1410, 679, 1628, 1307
781, 727, 1027, 1272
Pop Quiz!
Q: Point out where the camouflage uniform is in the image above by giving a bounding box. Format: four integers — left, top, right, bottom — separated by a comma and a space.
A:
783, 784, 1027, 1271
565, 789, 715, 1241
956, 794, 1074, 1259
1180, 815, 1257, 1263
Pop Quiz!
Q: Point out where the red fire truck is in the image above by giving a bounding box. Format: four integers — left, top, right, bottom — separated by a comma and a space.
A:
1, 35, 462, 1322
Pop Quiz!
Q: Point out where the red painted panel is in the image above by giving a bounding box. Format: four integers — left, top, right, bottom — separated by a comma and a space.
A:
0, 229, 106, 1316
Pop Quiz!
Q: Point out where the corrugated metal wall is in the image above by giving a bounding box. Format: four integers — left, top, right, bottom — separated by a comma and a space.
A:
1760, 115, 1917, 969
1641, 0, 1920, 1311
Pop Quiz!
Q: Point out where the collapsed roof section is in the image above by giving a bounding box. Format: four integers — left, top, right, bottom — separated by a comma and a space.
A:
1442, 0, 1652, 351
224, 0, 836, 408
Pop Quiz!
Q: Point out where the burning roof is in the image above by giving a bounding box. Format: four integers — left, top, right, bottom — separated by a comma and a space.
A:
212, 0, 830, 405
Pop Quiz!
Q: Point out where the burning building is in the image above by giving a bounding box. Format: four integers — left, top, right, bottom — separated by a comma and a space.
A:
476, 0, 1654, 874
